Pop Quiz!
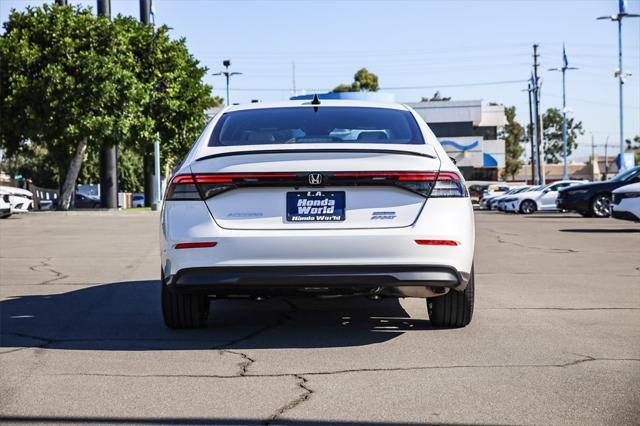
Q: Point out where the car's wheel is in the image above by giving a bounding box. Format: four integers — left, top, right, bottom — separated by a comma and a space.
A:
161, 273, 209, 329
591, 194, 611, 218
427, 266, 474, 328
519, 199, 536, 214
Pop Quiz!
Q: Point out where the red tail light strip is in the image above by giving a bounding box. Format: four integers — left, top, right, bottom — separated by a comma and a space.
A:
171, 171, 459, 184
175, 242, 218, 249
167, 171, 465, 200
171, 173, 298, 184
171, 175, 196, 184
333, 171, 459, 182
415, 239, 459, 246
333, 171, 439, 181
195, 173, 298, 184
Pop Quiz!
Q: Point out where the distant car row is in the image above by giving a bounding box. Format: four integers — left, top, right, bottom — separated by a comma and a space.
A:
478, 166, 640, 221
0, 187, 147, 216
0, 186, 34, 218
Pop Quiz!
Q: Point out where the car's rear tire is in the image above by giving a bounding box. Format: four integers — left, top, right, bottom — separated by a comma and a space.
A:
427, 266, 474, 328
519, 199, 536, 214
591, 194, 611, 218
161, 274, 209, 329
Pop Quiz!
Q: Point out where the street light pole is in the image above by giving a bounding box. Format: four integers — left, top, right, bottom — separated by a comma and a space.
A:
549, 44, 578, 180
97, 0, 118, 209
525, 82, 537, 184
213, 60, 242, 106
140, 0, 155, 208
597, 0, 639, 173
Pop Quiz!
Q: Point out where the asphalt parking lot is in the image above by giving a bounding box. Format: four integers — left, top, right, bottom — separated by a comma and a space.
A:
0, 210, 638, 425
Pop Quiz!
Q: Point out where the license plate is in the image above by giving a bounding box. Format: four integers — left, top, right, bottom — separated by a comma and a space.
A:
287, 191, 345, 222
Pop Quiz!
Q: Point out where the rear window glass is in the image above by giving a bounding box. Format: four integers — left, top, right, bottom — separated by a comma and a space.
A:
208, 107, 424, 146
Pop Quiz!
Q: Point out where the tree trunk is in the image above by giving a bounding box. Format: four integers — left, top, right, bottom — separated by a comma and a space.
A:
57, 138, 88, 211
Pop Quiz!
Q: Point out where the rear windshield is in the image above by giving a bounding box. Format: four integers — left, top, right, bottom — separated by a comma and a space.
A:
208, 107, 425, 146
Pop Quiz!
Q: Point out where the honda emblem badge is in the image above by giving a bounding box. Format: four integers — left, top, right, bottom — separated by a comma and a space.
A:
308, 173, 322, 185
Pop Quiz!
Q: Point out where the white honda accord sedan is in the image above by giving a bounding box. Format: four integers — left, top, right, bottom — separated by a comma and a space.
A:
160, 99, 475, 329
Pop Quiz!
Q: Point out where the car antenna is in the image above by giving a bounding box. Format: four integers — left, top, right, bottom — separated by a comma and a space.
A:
311, 93, 320, 112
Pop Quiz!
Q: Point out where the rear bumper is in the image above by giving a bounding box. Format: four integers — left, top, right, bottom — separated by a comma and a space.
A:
166, 264, 470, 296
611, 209, 639, 222
556, 195, 589, 212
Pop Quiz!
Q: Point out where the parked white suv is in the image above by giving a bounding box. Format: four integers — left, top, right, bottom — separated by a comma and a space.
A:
0, 186, 33, 213
160, 100, 475, 328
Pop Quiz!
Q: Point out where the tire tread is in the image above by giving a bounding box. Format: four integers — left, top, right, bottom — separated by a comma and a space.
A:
427, 266, 474, 328
161, 275, 209, 329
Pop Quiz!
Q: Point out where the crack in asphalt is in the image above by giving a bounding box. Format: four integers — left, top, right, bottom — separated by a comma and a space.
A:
29, 356, 640, 379
28, 258, 69, 285
263, 374, 312, 425
5, 327, 638, 423
484, 307, 639, 311
219, 349, 256, 376
486, 229, 579, 254
211, 298, 299, 376
477, 271, 639, 277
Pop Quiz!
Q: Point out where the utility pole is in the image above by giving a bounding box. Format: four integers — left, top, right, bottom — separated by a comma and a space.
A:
598, 0, 639, 173
604, 136, 610, 177
55, 0, 68, 5
549, 44, 578, 180
532, 44, 544, 184
140, 0, 157, 208
526, 80, 538, 184
97, 0, 118, 209
213, 60, 242, 106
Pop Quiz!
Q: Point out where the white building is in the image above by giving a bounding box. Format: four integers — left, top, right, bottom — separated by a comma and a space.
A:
406, 100, 507, 180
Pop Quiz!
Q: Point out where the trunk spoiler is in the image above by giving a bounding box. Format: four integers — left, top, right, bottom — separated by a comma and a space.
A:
195, 148, 437, 162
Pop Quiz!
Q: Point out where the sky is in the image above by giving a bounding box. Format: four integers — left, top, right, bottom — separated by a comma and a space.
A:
1, 0, 639, 161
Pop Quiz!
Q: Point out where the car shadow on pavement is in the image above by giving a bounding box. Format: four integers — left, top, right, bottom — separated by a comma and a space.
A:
559, 228, 640, 233
0, 280, 440, 352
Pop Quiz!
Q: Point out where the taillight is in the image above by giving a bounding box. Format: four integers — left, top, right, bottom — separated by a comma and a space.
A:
165, 170, 468, 200
166, 175, 201, 200
166, 173, 299, 200
428, 172, 469, 198
333, 171, 467, 198
198, 173, 298, 199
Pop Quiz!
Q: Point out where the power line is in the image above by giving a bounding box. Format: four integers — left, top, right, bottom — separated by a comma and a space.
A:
381, 79, 527, 90
212, 79, 528, 92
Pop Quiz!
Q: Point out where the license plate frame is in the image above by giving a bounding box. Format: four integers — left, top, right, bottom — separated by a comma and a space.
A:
286, 191, 346, 222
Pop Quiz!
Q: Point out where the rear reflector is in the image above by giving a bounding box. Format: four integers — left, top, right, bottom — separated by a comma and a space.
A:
415, 239, 459, 246
174, 242, 218, 249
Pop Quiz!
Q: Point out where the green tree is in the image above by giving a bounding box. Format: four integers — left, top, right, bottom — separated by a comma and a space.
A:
0, 4, 147, 209
501, 106, 525, 180
114, 17, 213, 172
332, 84, 354, 93
542, 108, 584, 164
332, 68, 379, 93
421, 91, 451, 102
0, 6, 214, 204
